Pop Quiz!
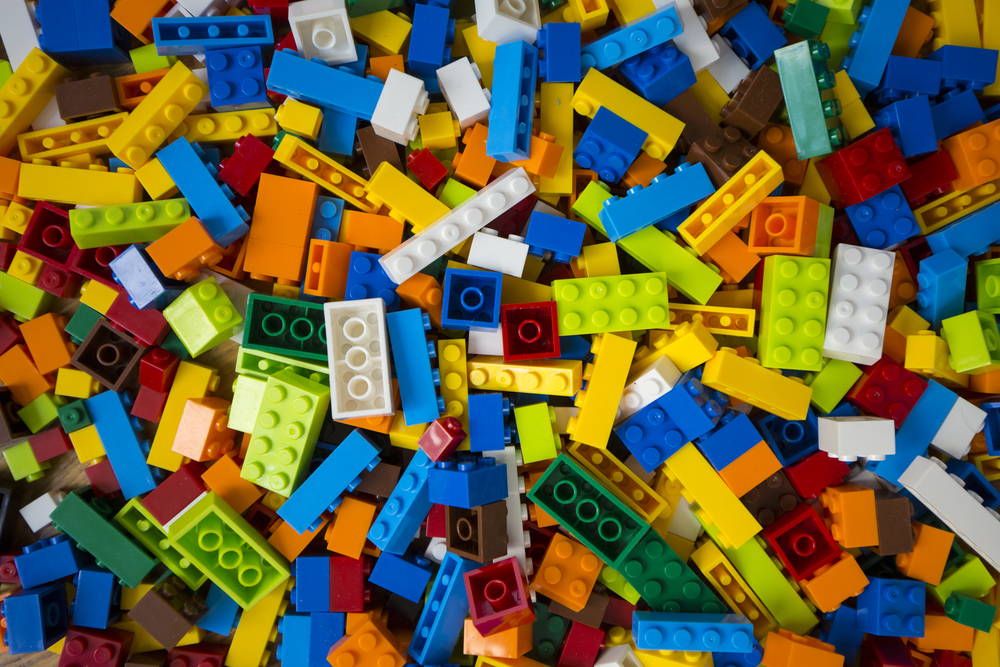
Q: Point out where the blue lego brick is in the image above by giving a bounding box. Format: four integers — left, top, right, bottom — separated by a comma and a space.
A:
580, 4, 682, 72
277, 612, 346, 667
720, 1, 787, 70
915, 249, 967, 328
37, 0, 130, 65
410, 552, 479, 665
945, 458, 1000, 510
368, 449, 436, 554
85, 390, 157, 499
311, 196, 344, 241
36, 0, 79, 59
151, 15, 274, 56
871, 56, 942, 106
205, 46, 269, 112
874, 96, 936, 158
926, 202, 1000, 258
1, 582, 69, 654
277, 429, 382, 534
427, 456, 508, 508
986, 101, 1000, 123
408, 4, 454, 77
346, 251, 401, 311
633, 612, 755, 653
599, 162, 714, 242
841, 0, 908, 96
442, 268, 502, 331
369, 552, 433, 602
696, 412, 763, 471
386, 309, 444, 426
15, 535, 90, 589
341, 44, 369, 78
654, 207, 689, 233
844, 185, 918, 250
926, 45, 999, 94
659, 373, 727, 440
524, 212, 586, 263
318, 108, 358, 157
291, 556, 332, 612
984, 401, 1000, 456
930, 89, 985, 141
757, 409, 819, 467
619, 43, 696, 106
267, 49, 383, 121
157, 138, 250, 247
559, 335, 592, 360
110, 244, 186, 310
467, 393, 510, 453
537, 23, 581, 83
198, 583, 240, 635
486, 40, 538, 161
818, 607, 863, 665
714, 644, 763, 667
573, 107, 647, 185
856, 577, 925, 637
71, 566, 119, 629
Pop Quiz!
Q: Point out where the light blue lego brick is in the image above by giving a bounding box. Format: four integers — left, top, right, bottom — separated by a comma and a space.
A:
277, 429, 381, 534
442, 269, 502, 331
579, 4, 681, 72
205, 46, 269, 112
696, 412, 762, 471
110, 244, 186, 310
311, 196, 345, 241
926, 45, 1000, 94
633, 611, 755, 653
856, 577, 925, 637
346, 251, 401, 311
291, 556, 332, 612
842, 0, 908, 96
468, 393, 510, 453
266, 49, 383, 121
151, 15, 274, 56
915, 249, 967, 327
427, 456, 508, 508
198, 583, 240, 635
599, 162, 714, 242
85, 391, 157, 499
409, 553, 479, 665
408, 4, 454, 77
720, 1, 787, 70
845, 185, 918, 250
537, 22, 582, 83
874, 96, 937, 158
486, 40, 538, 161
871, 56, 942, 106
386, 309, 443, 426
1, 583, 69, 654
524, 212, 586, 263
368, 449, 435, 554
157, 138, 250, 247
71, 566, 119, 629
369, 552, 433, 602
318, 108, 358, 157
15, 536, 91, 589
573, 106, 647, 184
930, 89, 985, 141
926, 203, 1000, 258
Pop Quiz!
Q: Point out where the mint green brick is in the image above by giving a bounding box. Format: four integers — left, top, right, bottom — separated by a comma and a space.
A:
3, 440, 50, 481
129, 43, 177, 74
774, 40, 843, 160
18, 391, 66, 433
69, 199, 191, 249
759, 255, 831, 371
229, 374, 267, 434
164, 278, 243, 357
804, 358, 862, 413
941, 310, 1000, 373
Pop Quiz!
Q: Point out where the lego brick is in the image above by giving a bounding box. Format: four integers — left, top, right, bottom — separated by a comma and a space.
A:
17, 163, 143, 207
551, 273, 668, 336
272, 134, 378, 213
114, 498, 208, 590
0, 48, 70, 156
486, 40, 538, 161
701, 348, 812, 421
816, 127, 911, 208
288, 0, 356, 64
70, 319, 146, 392
464, 557, 536, 636
758, 255, 830, 372
242, 293, 326, 361
17, 111, 127, 161
473, 0, 539, 45
86, 390, 157, 499
127, 576, 207, 650
148, 360, 219, 471
633, 612, 754, 653
2, 582, 70, 654
150, 15, 273, 55
323, 299, 393, 421
774, 40, 843, 161
856, 577, 925, 638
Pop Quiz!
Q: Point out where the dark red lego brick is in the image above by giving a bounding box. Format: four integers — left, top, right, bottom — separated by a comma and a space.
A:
464, 556, 535, 636
330, 556, 370, 612
556, 621, 604, 667
417, 417, 467, 462
67, 245, 125, 287
84, 458, 121, 498
900, 149, 958, 207
131, 385, 169, 423
141, 462, 206, 526
848, 355, 928, 428
139, 348, 179, 393
784, 450, 850, 500
425, 503, 447, 538
19, 202, 74, 268
816, 128, 912, 208
219, 134, 275, 198
30, 427, 73, 463
58, 626, 134, 667
762, 503, 842, 581
165, 643, 229, 667
500, 302, 560, 361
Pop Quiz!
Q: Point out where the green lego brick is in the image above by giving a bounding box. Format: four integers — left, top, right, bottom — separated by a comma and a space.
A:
19, 392, 66, 433
552, 273, 669, 335
65, 304, 104, 344
976, 258, 1000, 314
932, 554, 996, 605
114, 498, 209, 591
163, 278, 243, 357
525, 601, 570, 665
813, 202, 835, 259
782, 0, 830, 38
240, 369, 330, 497
941, 310, 1000, 373
235, 347, 329, 384
759, 255, 831, 372
438, 179, 476, 208
526, 453, 649, 568
2, 440, 50, 481
229, 374, 267, 433
69, 199, 191, 249
160, 328, 191, 361
944, 592, 997, 632
774, 40, 843, 160
130, 43, 177, 74
0, 60, 12, 88
50, 487, 157, 588
167, 491, 291, 608
0, 270, 55, 321
597, 564, 640, 604
513, 402, 559, 464
58, 399, 92, 433
804, 358, 863, 413
243, 294, 326, 361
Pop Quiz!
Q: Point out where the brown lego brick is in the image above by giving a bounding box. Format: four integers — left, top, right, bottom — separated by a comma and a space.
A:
124, 650, 168, 667
693, 0, 749, 20
445, 500, 508, 563
356, 126, 403, 179
602, 595, 636, 628
548, 593, 609, 630
0, 392, 29, 444
720, 66, 784, 139
355, 462, 401, 497
688, 126, 761, 187
127, 576, 207, 650
871, 490, 915, 556
663, 90, 720, 155
740, 470, 800, 527
70, 319, 147, 392
54, 74, 122, 121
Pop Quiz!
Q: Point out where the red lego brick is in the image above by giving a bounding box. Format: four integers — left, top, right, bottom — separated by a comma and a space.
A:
897, 237, 932, 283
0, 553, 19, 583
556, 621, 604, 667
464, 556, 535, 636
29, 427, 73, 463
862, 636, 916, 667
330, 556, 370, 612
417, 417, 467, 462
219, 134, 275, 197
486, 192, 536, 238
536, 264, 574, 287
0, 242, 17, 272
407, 149, 449, 191
848, 355, 928, 428
67, 245, 125, 287
784, 451, 850, 500
762, 503, 842, 582
900, 150, 958, 208
602, 596, 636, 628
166, 643, 229, 667
816, 128, 912, 208
58, 627, 134, 667
425, 503, 447, 538
500, 302, 560, 361
39, 264, 83, 298
84, 458, 121, 498
524, 520, 556, 567
105, 290, 170, 347
250, 0, 288, 18
932, 651, 972, 667
0, 316, 24, 357
131, 385, 169, 423
18, 201, 74, 268
141, 462, 207, 526
139, 348, 179, 393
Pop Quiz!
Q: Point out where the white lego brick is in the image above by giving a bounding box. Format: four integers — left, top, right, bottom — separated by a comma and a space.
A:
666, 496, 703, 542
31, 99, 65, 132
198, 270, 251, 342
817, 415, 895, 463
0, 0, 41, 69
437, 58, 491, 131
489, 445, 531, 574
552, 406, 577, 434
654, 0, 719, 72
289, 0, 358, 66
424, 537, 449, 563
899, 456, 1000, 571
469, 327, 504, 355
371, 69, 429, 145
596, 644, 644, 667
706, 34, 749, 94
379, 168, 535, 284
20, 491, 65, 532
616, 355, 682, 424
823, 244, 895, 366
474, 0, 540, 45
175, 0, 231, 17
931, 396, 986, 460
324, 298, 395, 420
467, 230, 529, 277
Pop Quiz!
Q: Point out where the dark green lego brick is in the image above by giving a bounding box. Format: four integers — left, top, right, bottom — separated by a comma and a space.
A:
160, 329, 191, 361
243, 294, 327, 362
945, 592, 997, 632
782, 0, 830, 38
64, 304, 103, 345
57, 400, 92, 433
526, 601, 570, 665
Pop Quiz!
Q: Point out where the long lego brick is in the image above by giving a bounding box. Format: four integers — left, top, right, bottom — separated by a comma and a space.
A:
148, 361, 218, 471
842, 0, 908, 95
151, 15, 274, 56
0, 48, 69, 156
266, 48, 382, 121
569, 443, 668, 523
633, 611, 755, 653
409, 552, 479, 664
273, 134, 379, 213
69, 199, 191, 249
775, 41, 842, 160
225, 578, 288, 667
467, 356, 583, 396
567, 333, 636, 447
18, 163, 143, 207
15, 536, 90, 588
86, 391, 157, 499
552, 273, 669, 335
926, 202, 1000, 259
386, 308, 442, 425
661, 304, 755, 337
486, 41, 538, 161
914, 176, 1000, 235
368, 448, 435, 554
701, 348, 812, 421
114, 498, 208, 590
690, 540, 778, 639
539, 83, 573, 195
17, 112, 129, 162
580, 5, 681, 70
364, 163, 451, 233
173, 109, 278, 143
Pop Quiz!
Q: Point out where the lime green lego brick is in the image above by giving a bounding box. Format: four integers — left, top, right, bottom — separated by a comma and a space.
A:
235, 347, 329, 384
167, 491, 291, 608
438, 179, 477, 208
597, 564, 641, 604
759, 255, 831, 372
814, 0, 862, 24
2, 440, 50, 481
114, 498, 209, 591
229, 374, 267, 434
130, 43, 177, 74
164, 278, 243, 357
65, 304, 104, 344
0, 270, 55, 321
19, 392, 66, 433
941, 310, 1000, 373
513, 402, 559, 464
0, 61, 12, 89
813, 203, 835, 259
932, 554, 996, 604
58, 399, 92, 433
774, 40, 843, 161
819, 18, 856, 69
944, 592, 997, 632
69, 199, 191, 249
571, 181, 614, 227
804, 358, 863, 413
552, 273, 670, 335
976, 258, 1000, 314
241, 369, 330, 497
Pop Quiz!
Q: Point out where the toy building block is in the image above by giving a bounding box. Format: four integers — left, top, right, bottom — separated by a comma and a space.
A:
761, 630, 843, 667
2, 582, 70, 654
633, 611, 754, 653
816, 128, 911, 208
702, 348, 812, 421
163, 278, 242, 357
529, 533, 601, 613
817, 415, 894, 463
244, 173, 318, 283
0, 49, 71, 156
759, 255, 830, 372
205, 46, 268, 112
464, 556, 536, 636
127, 575, 207, 649
856, 577, 925, 638
552, 273, 668, 336
428, 455, 508, 508
446, 502, 508, 563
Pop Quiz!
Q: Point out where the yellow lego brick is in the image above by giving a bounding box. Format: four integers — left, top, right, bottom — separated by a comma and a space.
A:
8, 251, 44, 286
571, 242, 619, 278
438, 338, 470, 450
2, 200, 32, 234
18, 164, 143, 207
970, 452, 1000, 481
273, 134, 379, 213
365, 162, 451, 231
275, 99, 322, 140
69, 424, 105, 463
539, 83, 574, 196
0, 49, 70, 156
17, 112, 129, 162
463, 25, 496, 88
607, 0, 655, 23
569, 442, 668, 522
79, 279, 120, 314
108, 61, 208, 169
799, 158, 832, 206
983, 0, 1000, 98
634, 320, 718, 375
973, 627, 1000, 667
55, 368, 101, 399
635, 648, 711, 667
350, 10, 413, 55
914, 176, 1000, 234
120, 582, 153, 610
689, 69, 731, 125
174, 108, 278, 144
604, 627, 631, 648
664, 304, 755, 338
927, 0, 980, 50
135, 157, 179, 200
598, 565, 641, 604
114, 618, 204, 654
889, 305, 930, 336
702, 348, 812, 421
571, 69, 683, 160
561, 0, 609, 30
225, 579, 289, 667
838, 100, 874, 142
468, 356, 583, 396
388, 411, 427, 450
419, 111, 461, 150
691, 540, 778, 640
679, 151, 784, 255
904, 330, 970, 389
566, 333, 636, 447
148, 361, 220, 471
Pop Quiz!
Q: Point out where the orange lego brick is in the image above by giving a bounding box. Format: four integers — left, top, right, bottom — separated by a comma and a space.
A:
268, 516, 328, 562
972, 366, 1000, 392
761, 630, 842, 667
326, 496, 377, 559
511, 133, 564, 180
819, 483, 878, 548
569, 170, 599, 221
0, 157, 21, 200
328, 617, 405, 667
754, 124, 806, 185
943, 118, 1000, 193
895, 522, 954, 586
370, 55, 405, 83
703, 230, 761, 284
114, 69, 169, 110
800, 553, 869, 613
526, 471, 559, 528
910, 614, 975, 652
303, 239, 353, 299
171, 397, 237, 462
20, 313, 76, 376
201, 451, 265, 513
747, 197, 820, 256
463, 619, 532, 659
396, 273, 444, 329
718, 441, 782, 498
887, 250, 917, 309
529, 533, 601, 612
453, 124, 497, 188
211, 238, 247, 281
622, 152, 667, 189
244, 173, 319, 282
111, 0, 172, 43
147, 217, 224, 281
0, 344, 55, 406
340, 211, 404, 252
892, 7, 935, 58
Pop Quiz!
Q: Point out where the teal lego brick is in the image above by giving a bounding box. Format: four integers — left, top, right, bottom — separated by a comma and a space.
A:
774, 40, 844, 160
